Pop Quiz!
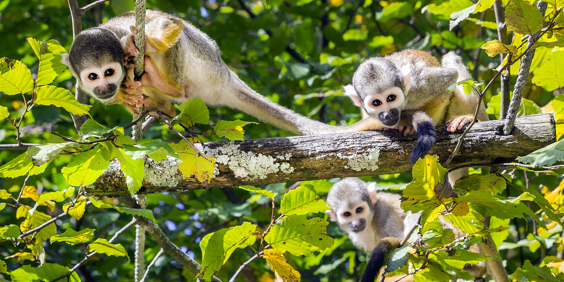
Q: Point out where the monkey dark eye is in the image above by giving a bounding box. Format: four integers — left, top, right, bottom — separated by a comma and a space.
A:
387, 95, 396, 102
343, 212, 351, 217
372, 99, 382, 107
104, 69, 115, 77
88, 73, 98, 80
356, 207, 363, 213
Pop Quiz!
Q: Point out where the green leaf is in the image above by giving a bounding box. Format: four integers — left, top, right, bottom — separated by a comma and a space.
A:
111, 147, 144, 196
237, 185, 278, 199
35, 85, 91, 115
79, 119, 116, 140
386, 243, 408, 273
199, 222, 257, 280
122, 139, 179, 160
444, 210, 484, 234
0, 58, 34, 95
285, 62, 310, 79
51, 228, 94, 245
401, 155, 447, 213
36, 191, 66, 207
473, 0, 495, 13
213, 120, 248, 141
62, 146, 110, 187
368, 35, 394, 49
518, 139, 564, 167
9, 263, 80, 282
510, 260, 564, 282
0, 190, 11, 199
532, 50, 564, 92
177, 97, 209, 126
505, 0, 543, 35
425, 0, 474, 16
20, 210, 57, 241
342, 29, 368, 41
89, 238, 129, 262
465, 18, 498, 29
280, 184, 329, 215
0, 152, 33, 178
0, 224, 21, 239
90, 198, 155, 221
27, 38, 67, 86
449, 4, 477, 30
453, 174, 506, 195
0, 105, 8, 119
433, 249, 488, 271
264, 215, 333, 256
27, 142, 75, 166
377, 2, 413, 22
481, 40, 519, 57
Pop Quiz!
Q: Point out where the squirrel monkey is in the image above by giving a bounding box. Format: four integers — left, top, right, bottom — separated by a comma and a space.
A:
344, 50, 488, 164
327, 177, 485, 282
61, 10, 388, 136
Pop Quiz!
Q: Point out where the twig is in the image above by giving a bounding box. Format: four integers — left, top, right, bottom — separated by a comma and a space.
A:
16, 175, 31, 205
79, 0, 111, 15
140, 248, 165, 282
401, 224, 419, 246
228, 252, 262, 282
0, 143, 41, 150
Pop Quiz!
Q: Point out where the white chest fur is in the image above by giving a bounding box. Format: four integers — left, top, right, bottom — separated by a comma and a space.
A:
349, 226, 378, 253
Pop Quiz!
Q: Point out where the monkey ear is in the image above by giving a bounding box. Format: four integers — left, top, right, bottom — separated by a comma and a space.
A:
402, 72, 411, 94
367, 182, 378, 204
327, 210, 338, 222
344, 84, 363, 108
60, 54, 77, 77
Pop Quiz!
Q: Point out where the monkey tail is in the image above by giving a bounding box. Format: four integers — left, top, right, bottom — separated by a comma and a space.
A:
410, 111, 436, 164
361, 237, 403, 282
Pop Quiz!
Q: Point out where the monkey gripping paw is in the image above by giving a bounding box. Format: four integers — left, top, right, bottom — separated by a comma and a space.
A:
446, 115, 473, 132
122, 80, 145, 115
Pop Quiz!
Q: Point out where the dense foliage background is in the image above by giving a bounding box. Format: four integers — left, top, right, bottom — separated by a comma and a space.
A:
1, 0, 564, 281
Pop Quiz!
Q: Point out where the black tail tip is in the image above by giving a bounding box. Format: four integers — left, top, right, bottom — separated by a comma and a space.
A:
410, 119, 437, 165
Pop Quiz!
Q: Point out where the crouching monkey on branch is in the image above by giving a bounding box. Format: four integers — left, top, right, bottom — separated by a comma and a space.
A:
62, 10, 395, 136
327, 177, 486, 282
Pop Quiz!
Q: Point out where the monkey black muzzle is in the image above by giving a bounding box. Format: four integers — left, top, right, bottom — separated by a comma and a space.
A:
379, 109, 400, 127
349, 219, 366, 233
94, 84, 118, 100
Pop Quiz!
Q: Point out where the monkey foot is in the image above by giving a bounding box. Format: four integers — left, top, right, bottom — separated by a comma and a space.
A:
398, 125, 416, 135
122, 26, 139, 61
446, 115, 473, 132
123, 81, 144, 115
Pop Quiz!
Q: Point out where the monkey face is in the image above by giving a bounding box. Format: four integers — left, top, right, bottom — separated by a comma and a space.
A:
335, 202, 372, 233
78, 62, 125, 101
361, 86, 406, 127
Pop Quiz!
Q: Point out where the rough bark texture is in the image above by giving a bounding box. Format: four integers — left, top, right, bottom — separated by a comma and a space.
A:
85, 114, 555, 197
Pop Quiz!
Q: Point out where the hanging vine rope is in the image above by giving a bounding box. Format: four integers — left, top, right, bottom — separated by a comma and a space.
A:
132, 1, 147, 282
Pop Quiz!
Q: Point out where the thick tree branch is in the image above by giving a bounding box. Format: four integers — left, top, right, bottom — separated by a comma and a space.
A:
85, 114, 556, 197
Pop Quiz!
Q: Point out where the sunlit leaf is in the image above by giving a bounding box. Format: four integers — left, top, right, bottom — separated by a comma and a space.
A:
0, 152, 33, 178
237, 186, 278, 199
279, 184, 329, 215
401, 155, 447, 213
172, 140, 215, 183
20, 210, 57, 242
444, 209, 484, 234
532, 50, 564, 92
465, 18, 498, 29
177, 97, 209, 126
265, 215, 333, 256
473, 0, 495, 13
449, 4, 476, 30
199, 222, 257, 281
425, 0, 474, 16
377, 2, 413, 22
0, 190, 11, 200
36, 191, 66, 207
90, 198, 155, 221
0, 58, 34, 95
51, 228, 94, 245
89, 238, 129, 262
213, 120, 248, 141
122, 139, 179, 160
111, 147, 144, 196
5, 252, 35, 262
264, 249, 301, 281
481, 40, 518, 57
0, 105, 8, 119
63, 197, 87, 220
505, 0, 543, 35
0, 224, 21, 239
78, 119, 118, 140
27, 38, 67, 86
62, 146, 110, 187
510, 260, 564, 282
35, 85, 91, 115
21, 186, 39, 201
342, 29, 368, 41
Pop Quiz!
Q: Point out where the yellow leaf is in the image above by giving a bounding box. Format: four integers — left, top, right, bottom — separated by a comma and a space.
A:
21, 186, 39, 201
541, 180, 564, 213
329, 0, 343, 6
258, 272, 276, 282
547, 260, 564, 273
452, 202, 470, 216
0, 189, 11, 199
64, 197, 87, 220
481, 40, 518, 57
172, 140, 215, 183
5, 252, 35, 262
264, 249, 301, 282
40, 200, 56, 212
16, 205, 30, 218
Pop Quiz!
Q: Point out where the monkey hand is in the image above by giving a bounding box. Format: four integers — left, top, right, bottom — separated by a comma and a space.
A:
121, 27, 140, 63
122, 80, 145, 115
397, 125, 417, 136
446, 114, 474, 132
